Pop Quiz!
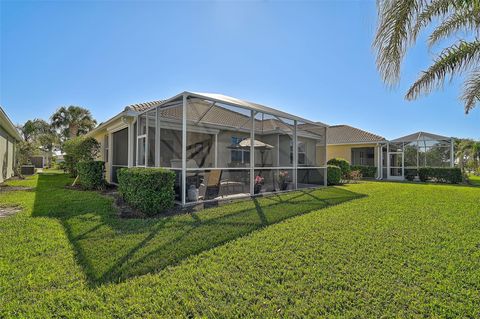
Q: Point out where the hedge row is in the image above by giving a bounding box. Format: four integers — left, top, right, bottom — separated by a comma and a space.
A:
418, 167, 462, 184
117, 167, 176, 216
350, 165, 376, 178
77, 161, 106, 190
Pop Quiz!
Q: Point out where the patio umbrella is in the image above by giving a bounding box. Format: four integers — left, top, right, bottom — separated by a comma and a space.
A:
231, 138, 274, 167
238, 138, 274, 150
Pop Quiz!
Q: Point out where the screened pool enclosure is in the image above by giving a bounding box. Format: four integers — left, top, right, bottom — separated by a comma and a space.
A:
379, 132, 455, 180
134, 92, 328, 205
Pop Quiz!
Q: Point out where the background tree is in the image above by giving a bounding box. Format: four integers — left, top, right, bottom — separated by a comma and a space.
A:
374, 0, 480, 113
17, 119, 60, 168
17, 118, 50, 142
455, 138, 480, 172
51, 106, 97, 140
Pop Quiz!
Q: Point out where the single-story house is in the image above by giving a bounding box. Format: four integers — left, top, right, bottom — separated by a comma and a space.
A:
88, 92, 455, 205
88, 91, 328, 206
0, 107, 22, 183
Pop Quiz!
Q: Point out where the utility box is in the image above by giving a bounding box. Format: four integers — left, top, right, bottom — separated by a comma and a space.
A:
21, 165, 35, 176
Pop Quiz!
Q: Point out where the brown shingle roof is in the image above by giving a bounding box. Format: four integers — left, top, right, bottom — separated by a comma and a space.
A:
327, 125, 385, 145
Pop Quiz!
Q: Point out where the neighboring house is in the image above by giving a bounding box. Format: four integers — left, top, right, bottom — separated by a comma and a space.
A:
0, 107, 22, 183
326, 124, 386, 172
88, 91, 328, 206
29, 147, 64, 168
326, 125, 454, 180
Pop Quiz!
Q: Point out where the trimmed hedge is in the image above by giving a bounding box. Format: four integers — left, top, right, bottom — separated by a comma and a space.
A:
418, 167, 462, 184
327, 158, 350, 178
327, 165, 342, 185
404, 169, 418, 181
77, 161, 105, 190
117, 167, 176, 216
350, 165, 376, 178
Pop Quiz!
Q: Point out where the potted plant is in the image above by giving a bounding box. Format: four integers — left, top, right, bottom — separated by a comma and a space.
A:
254, 175, 264, 194
278, 170, 289, 190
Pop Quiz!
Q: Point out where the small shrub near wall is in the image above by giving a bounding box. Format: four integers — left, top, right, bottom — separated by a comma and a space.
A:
77, 161, 106, 190
350, 165, 376, 178
117, 167, 176, 216
63, 137, 101, 177
327, 158, 350, 178
418, 167, 463, 184
327, 165, 342, 185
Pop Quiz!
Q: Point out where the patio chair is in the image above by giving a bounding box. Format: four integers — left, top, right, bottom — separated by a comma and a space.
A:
198, 170, 222, 200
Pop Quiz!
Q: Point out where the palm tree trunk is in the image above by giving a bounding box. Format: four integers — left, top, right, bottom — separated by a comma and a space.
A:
69, 125, 79, 139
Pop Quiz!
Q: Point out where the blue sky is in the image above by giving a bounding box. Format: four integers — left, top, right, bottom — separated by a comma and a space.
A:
1, 0, 478, 140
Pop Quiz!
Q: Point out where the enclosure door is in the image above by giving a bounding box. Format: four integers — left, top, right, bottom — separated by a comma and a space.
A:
112, 128, 129, 183
387, 152, 403, 180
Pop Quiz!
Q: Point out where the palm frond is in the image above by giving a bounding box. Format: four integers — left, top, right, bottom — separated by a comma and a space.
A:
428, 6, 480, 47
373, 0, 423, 85
406, 40, 480, 100
412, 0, 456, 40
461, 68, 480, 113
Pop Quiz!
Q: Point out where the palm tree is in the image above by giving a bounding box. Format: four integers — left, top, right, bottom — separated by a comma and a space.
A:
51, 106, 97, 140
374, 0, 480, 113
455, 139, 473, 170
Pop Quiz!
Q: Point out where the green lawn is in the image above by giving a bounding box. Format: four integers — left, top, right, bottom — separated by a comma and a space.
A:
469, 174, 480, 186
1, 172, 479, 318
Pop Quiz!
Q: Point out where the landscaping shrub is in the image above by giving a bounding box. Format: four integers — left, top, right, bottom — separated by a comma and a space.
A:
404, 169, 418, 181
117, 167, 176, 216
347, 170, 363, 183
327, 158, 350, 178
350, 165, 376, 178
77, 161, 105, 190
418, 167, 463, 184
327, 165, 342, 185
63, 137, 101, 177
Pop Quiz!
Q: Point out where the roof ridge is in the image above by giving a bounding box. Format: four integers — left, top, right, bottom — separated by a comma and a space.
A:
126, 99, 165, 112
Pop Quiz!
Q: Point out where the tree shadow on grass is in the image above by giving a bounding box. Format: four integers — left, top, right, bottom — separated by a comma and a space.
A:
32, 173, 366, 286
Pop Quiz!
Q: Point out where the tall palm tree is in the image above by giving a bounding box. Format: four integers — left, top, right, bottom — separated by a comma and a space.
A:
374, 0, 480, 113
51, 106, 97, 140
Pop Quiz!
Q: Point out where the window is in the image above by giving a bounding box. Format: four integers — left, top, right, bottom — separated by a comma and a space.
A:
104, 135, 109, 162
230, 137, 250, 164
298, 142, 306, 165
351, 147, 375, 166
290, 141, 306, 165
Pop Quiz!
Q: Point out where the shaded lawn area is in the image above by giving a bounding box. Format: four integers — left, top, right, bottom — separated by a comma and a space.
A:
31, 172, 362, 284
1, 172, 479, 318
469, 174, 480, 186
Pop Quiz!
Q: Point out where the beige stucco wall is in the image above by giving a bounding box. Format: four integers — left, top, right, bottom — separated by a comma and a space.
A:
0, 126, 16, 183
327, 144, 379, 166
